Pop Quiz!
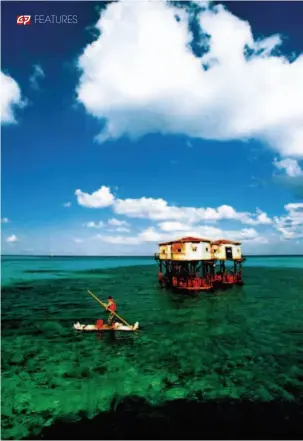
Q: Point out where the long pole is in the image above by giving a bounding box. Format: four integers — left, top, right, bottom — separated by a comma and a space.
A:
87, 290, 131, 327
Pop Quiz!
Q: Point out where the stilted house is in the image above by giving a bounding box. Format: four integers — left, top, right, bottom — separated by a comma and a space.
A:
155, 237, 244, 292
155, 236, 214, 291
211, 239, 243, 286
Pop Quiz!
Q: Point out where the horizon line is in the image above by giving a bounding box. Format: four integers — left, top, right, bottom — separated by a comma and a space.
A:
1, 254, 303, 258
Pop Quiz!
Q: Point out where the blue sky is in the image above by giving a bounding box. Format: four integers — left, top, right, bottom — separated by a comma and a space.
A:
1, 0, 303, 255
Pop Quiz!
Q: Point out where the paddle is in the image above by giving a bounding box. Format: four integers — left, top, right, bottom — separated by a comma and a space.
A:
87, 289, 131, 327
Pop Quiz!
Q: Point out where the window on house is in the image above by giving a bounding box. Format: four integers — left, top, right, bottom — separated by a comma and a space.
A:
178, 248, 181, 252
237, 248, 240, 253
192, 247, 197, 252
206, 247, 209, 252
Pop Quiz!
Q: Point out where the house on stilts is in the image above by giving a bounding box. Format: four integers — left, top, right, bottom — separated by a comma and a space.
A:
154, 236, 243, 292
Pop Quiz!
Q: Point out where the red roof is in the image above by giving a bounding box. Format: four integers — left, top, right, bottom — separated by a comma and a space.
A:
159, 236, 211, 246
211, 239, 241, 245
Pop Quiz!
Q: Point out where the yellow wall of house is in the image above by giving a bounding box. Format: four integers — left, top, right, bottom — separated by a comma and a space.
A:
211, 244, 242, 260
159, 242, 212, 260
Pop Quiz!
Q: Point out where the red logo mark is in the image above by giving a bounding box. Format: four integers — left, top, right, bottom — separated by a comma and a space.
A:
17, 15, 31, 25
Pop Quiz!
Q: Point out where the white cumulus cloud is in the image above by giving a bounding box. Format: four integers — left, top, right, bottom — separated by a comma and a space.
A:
158, 221, 194, 232
1, 218, 9, 224
113, 227, 131, 233
108, 218, 130, 227
75, 185, 272, 226
6, 234, 19, 243
83, 221, 105, 228
114, 196, 271, 225
1, 71, 25, 124
274, 158, 303, 178
274, 202, 303, 239
75, 186, 115, 208
96, 225, 267, 247
76, 1, 303, 157
63, 201, 72, 208
248, 209, 272, 225
107, 218, 131, 232
273, 158, 303, 197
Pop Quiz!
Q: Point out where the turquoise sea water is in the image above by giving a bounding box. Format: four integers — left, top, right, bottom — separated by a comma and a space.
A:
1, 256, 155, 287
2, 255, 303, 288
1, 255, 303, 439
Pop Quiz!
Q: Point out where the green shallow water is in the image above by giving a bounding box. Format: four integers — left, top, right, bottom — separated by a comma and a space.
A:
1, 257, 303, 439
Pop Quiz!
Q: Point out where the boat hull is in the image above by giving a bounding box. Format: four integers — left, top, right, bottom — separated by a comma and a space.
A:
73, 322, 139, 332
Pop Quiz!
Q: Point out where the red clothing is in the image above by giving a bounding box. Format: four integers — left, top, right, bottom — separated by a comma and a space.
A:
108, 301, 116, 312
96, 319, 104, 329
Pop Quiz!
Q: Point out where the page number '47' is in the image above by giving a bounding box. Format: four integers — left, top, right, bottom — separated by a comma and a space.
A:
17, 15, 31, 25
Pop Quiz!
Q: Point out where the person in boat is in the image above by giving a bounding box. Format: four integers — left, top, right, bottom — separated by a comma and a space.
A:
106, 296, 117, 326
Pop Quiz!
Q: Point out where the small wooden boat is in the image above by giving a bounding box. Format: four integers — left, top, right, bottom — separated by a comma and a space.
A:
73, 321, 139, 332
